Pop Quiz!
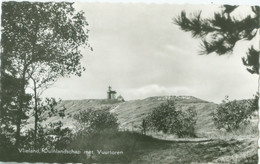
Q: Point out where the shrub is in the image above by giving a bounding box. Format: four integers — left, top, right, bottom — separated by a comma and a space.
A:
0, 133, 18, 161
212, 96, 256, 132
21, 121, 73, 150
250, 93, 259, 112
73, 107, 119, 134
145, 100, 197, 137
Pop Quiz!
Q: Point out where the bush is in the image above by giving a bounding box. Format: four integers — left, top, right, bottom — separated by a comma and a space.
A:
0, 122, 75, 163
212, 96, 257, 132
74, 107, 119, 134
0, 133, 18, 161
21, 121, 73, 149
145, 100, 197, 137
250, 93, 259, 112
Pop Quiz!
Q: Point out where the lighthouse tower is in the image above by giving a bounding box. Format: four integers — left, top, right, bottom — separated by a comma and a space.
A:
107, 86, 117, 100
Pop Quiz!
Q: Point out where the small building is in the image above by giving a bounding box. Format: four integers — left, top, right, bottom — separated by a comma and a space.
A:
117, 95, 125, 102
107, 86, 117, 100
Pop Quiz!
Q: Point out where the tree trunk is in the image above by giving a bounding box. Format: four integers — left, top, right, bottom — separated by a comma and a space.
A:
15, 71, 26, 148
15, 116, 21, 147
33, 80, 38, 148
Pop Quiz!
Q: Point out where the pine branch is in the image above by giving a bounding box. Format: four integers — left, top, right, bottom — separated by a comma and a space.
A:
242, 46, 259, 74
174, 6, 259, 56
222, 5, 238, 14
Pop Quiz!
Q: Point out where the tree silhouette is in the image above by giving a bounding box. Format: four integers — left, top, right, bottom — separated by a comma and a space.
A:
0, 72, 31, 142
174, 5, 259, 74
1, 2, 91, 147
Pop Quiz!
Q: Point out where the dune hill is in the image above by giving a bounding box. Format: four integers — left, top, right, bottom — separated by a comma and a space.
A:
26, 95, 257, 139
37, 96, 220, 137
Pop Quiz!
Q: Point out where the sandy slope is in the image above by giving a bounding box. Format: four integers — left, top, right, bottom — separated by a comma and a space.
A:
32, 96, 218, 136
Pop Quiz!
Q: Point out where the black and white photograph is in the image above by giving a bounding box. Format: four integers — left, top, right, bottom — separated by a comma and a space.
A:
0, 0, 259, 163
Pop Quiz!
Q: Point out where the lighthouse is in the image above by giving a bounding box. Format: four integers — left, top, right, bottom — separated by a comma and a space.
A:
107, 86, 117, 100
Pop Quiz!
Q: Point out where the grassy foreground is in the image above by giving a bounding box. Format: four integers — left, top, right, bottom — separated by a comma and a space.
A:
131, 137, 257, 163
0, 131, 257, 163
72, 131, 257, 163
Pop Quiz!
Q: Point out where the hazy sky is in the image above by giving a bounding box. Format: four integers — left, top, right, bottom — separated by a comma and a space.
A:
43, 3, 258, 103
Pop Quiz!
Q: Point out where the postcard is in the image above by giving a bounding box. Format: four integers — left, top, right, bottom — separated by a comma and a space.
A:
0, 1, 259, 163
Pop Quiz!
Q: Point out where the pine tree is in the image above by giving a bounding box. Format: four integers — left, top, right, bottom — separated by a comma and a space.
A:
174, 5, 259, 74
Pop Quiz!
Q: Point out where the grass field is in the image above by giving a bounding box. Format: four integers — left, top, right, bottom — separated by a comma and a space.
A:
70, 131, 257, 163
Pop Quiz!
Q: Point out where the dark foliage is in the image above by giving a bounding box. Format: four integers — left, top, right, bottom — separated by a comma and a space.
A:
250, 93, 259, 112
74, 107, 119, 134
212, 96, 257, 131
174, 5, 259, 74
0, 72, 32, 145
2, 2, 91, 78
242, 46, 259, 74
1, 1, 91, 147
0, 120, 75, 163
0, 1, 92, 162
21, 121, 73, 150
145, 100, 197, 137
0, 133, 18, 161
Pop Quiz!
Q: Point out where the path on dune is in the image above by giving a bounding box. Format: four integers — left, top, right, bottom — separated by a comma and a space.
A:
130, 137, 257, 164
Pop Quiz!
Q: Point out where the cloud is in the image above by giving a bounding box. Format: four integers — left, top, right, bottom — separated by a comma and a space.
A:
125, 84, 194, 100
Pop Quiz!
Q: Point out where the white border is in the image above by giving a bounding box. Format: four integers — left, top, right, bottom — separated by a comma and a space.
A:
0, 0, 259, 5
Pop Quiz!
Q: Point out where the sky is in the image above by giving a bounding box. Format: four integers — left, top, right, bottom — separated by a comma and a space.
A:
43, 2, 259, 103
